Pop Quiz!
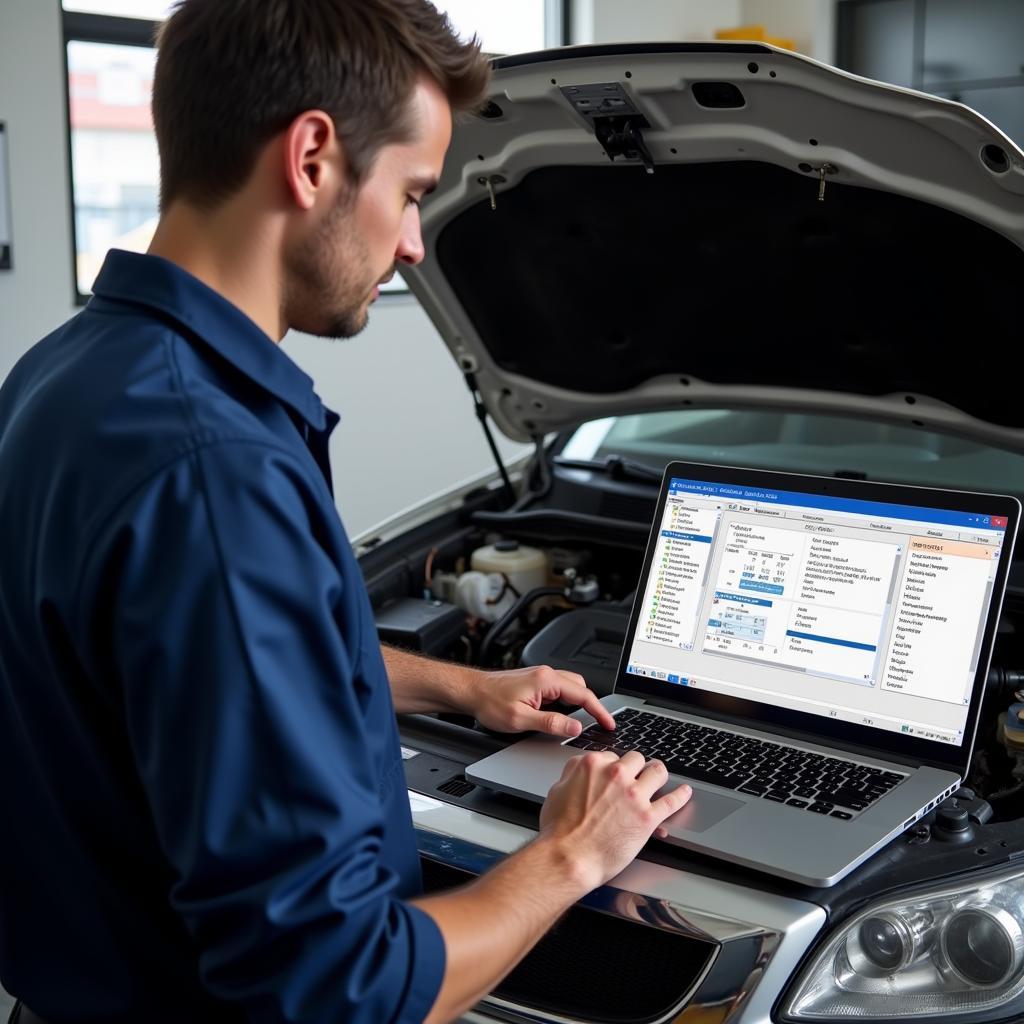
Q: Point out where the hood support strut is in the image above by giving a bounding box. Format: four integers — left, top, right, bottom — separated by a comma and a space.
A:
464, 371, 515, 504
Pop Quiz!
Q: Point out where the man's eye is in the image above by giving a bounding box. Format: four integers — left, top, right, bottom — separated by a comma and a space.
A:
405, 195, 421, 208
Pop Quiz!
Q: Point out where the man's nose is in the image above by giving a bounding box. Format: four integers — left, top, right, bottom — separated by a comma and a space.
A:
396, 207, 426, 265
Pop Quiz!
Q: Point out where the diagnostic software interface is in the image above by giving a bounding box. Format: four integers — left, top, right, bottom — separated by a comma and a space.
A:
625, 477, 1010, 746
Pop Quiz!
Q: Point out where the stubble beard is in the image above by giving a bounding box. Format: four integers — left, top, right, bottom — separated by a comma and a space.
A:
283, 190, 376, 340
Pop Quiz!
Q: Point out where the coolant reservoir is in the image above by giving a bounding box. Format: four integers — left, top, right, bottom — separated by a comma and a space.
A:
471, 540, 548, 598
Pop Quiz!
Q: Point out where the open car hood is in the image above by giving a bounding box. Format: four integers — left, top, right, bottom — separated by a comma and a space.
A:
400, 43, 1024, 449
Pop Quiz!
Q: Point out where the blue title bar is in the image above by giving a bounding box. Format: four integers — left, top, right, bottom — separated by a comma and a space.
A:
668, 478, 1006, 532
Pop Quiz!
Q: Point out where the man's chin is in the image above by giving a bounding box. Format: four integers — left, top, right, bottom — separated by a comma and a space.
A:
286, 290, 374, 339
330, 309, 369, 339
294, 307, 369, 341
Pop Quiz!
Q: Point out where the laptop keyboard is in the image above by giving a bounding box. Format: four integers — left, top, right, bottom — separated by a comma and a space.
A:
566, 708, 906, 820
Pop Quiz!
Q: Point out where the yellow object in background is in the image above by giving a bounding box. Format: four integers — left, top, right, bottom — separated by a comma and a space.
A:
715, 25, 797, 52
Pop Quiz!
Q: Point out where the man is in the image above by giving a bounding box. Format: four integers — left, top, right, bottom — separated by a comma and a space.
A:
0, 2, 691, 1021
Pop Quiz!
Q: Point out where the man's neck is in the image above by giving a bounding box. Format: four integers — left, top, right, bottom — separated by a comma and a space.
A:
147, 200, 286, 341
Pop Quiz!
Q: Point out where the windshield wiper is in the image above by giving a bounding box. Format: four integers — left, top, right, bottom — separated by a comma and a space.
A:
552, 454, 664, 484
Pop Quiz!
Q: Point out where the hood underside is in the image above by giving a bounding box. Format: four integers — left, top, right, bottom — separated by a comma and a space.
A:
401, 43, 1024, 448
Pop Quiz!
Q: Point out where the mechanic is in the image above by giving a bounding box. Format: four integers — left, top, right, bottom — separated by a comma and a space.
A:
0, 2, 691, 1021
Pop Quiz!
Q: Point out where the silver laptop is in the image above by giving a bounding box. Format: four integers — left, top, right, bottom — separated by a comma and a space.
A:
467, 461, 1019, 886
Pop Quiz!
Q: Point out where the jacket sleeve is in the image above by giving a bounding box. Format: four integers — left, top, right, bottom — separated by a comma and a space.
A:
87, 439, 445, 1023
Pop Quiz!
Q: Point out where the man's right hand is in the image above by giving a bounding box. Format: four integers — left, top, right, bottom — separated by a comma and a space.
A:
416, 750, 693, 1023
538, 750, 693, 892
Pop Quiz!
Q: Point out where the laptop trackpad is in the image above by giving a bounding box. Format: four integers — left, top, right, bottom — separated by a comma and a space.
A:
664, 787, 745, 833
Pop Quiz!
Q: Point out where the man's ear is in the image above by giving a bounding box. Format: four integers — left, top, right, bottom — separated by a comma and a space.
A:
282, 110, 342, 211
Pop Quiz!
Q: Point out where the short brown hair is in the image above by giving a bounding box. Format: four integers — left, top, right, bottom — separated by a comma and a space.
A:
152, 0, 490, 211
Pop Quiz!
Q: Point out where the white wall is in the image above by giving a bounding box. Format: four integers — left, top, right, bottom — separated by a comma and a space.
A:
741, 0, 837, 64
585, 0, 743, 43
0, 0, 74, 383
574, 0, 837, 63
281, 304, 528, 537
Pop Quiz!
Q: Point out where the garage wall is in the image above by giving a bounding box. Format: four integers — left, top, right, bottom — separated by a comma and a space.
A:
741, 0, 837, 64
584, 0, 743, 44
281, 304, 528, 538
0, 0, 73, 385
575, 0, 837, 63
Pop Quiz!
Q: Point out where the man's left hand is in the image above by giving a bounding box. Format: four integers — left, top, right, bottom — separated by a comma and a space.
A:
461, 665, 616, 737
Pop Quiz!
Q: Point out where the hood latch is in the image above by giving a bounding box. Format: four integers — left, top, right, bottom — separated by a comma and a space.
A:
596, 118, 656, 174
561, 82, 655, 174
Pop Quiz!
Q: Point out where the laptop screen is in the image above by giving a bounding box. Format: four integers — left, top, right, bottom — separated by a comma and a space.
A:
618, 463, 1019, 768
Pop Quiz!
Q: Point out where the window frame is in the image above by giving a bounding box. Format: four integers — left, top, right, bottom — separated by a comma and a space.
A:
61, 1, 568, 306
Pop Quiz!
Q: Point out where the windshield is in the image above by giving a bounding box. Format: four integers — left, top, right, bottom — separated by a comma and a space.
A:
560, 410, 1024, 495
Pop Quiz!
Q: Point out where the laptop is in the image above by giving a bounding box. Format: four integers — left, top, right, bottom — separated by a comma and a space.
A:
467, 461, 1020, 886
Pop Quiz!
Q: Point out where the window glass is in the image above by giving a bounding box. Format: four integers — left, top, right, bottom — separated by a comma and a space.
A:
68, 40, 159, 296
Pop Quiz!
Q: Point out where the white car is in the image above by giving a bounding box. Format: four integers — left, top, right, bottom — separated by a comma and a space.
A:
359, 41, 1024, 1024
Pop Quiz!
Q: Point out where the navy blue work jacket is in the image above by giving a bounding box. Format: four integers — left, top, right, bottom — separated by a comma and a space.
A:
0, 249, 444, 1022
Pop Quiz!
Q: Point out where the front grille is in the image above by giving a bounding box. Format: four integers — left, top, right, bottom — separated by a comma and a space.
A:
420, 857, 715, 1023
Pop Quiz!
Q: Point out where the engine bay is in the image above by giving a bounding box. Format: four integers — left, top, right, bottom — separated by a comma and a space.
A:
357, 466, 1024, 1019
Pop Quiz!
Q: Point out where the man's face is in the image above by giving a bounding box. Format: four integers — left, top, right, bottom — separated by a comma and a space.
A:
284, 77, 452, 339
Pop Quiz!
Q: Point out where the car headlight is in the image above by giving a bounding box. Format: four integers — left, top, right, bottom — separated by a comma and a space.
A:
782, 866, 1024, 1019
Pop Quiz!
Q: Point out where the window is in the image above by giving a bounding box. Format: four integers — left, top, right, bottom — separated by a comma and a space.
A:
62, 1, 566, 302
66, 36, 159, 298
